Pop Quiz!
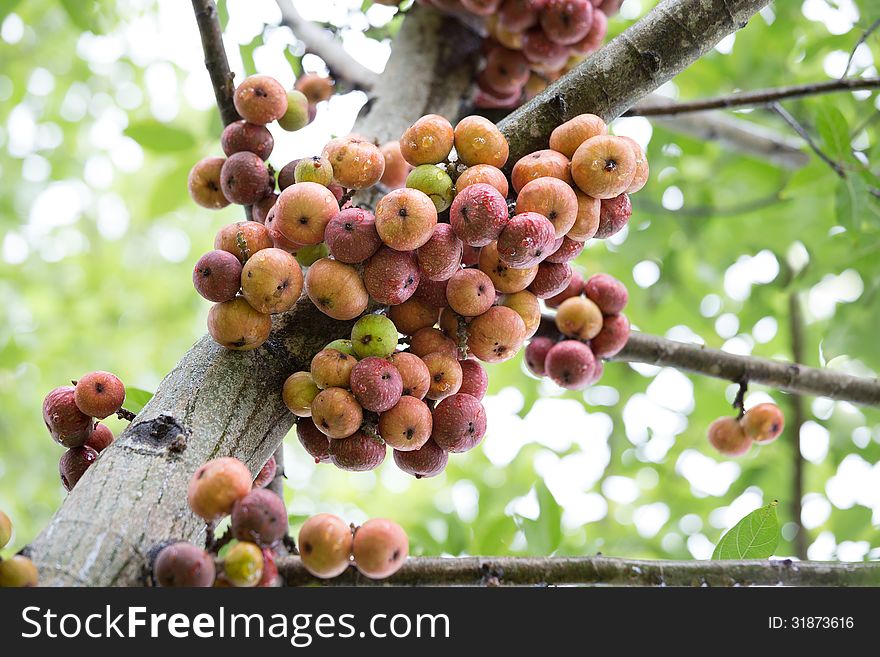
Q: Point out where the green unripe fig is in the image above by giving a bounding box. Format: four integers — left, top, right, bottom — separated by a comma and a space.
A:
278, 89, 310, 132
294, 156, 334, 187
283, 371, 320, 417
295, 243, 329, 268
350, 314, 399, 359
0, 510, 12, 550
405, 165, 454, 212
223, 541, 264, 587
325, 339, 356, 357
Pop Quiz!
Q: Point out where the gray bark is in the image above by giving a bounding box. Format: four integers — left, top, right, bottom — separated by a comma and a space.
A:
31, 298, 356, 585
278, 555, 880, 587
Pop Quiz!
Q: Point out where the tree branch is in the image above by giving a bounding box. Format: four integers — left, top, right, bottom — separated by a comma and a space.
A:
275, 0, 379, 91
354, 3, 482, 144
538, 317, 880, 406
191, 0, 240, 126
614, 332, 880, 406
618, 333, 880, 405
650, 107, 810, 169
277, 555, 880, 586
771, 102, 847, 178
841, 18, 880, 80
498, 0, 774, 164
34, 0, 872, 586
29, 299, 358, 586
628, 77, 880, 117
27, 1, 482, 588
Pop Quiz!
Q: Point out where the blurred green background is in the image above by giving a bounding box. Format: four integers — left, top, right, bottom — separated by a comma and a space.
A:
1, 0, 879, 563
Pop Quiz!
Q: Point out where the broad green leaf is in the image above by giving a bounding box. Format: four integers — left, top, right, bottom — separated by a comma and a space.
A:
283, 48, 304, 79
124, 388, 154, 414
148, 161, 192, 218
816, 105, 850, 161
58, 0, 111, 33
125, 120, 196, 153
835, 174, 880, 232
522, 481, 562, 555
712, 501, 779, 560
239, 34, 262, 77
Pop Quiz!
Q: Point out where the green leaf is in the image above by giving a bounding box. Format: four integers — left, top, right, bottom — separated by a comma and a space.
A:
816, 105, 850, 160
124, 120, 196, 153
148, 161, 191, 218
712, 500, 779, 560
521, 481, 562, 555
239, 34, 262, 77
283, 48, 303, 79
124, 388, 154, 414
836, 174, 880, 232
58, 0, 111, 33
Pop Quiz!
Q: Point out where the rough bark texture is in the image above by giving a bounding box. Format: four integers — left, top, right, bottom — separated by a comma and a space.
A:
28, 1, 480, 588
498, 0, 773, 164
278, 556, 880, 587
31, 299, 356, 586
354, 4, 481, 144
31, 0, 864, 586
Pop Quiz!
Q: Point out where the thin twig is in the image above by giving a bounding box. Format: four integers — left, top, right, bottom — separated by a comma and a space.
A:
732, 379, 748, 419
191, 0, 240, 127
841, 17, 880, 80
770, 102, 847, 178
267, 444, 295, 555
628, 77, 880, 117
206, 526, 234, 555
115, 407, 137, 422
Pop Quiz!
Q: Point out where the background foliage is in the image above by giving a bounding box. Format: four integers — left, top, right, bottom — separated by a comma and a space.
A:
1, 0, 878, 563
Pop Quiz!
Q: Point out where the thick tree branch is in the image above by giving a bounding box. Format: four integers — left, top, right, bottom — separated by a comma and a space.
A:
31, 0, 878, 587
277, 556, 880, 587
354, 4, 482, 143
613, 332, 880, 406
191, 0, 240, 126
538, 317, 880, 406
275, 0, 379, 91
617, 333, 880, 404
628, 77, 880, 117
28, 1, 481, 588
498, 0, 774, 163
29, 299, 357, 586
